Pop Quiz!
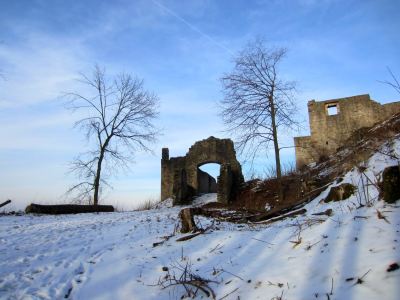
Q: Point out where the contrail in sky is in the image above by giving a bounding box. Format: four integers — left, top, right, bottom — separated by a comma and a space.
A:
151, 0, 235, 55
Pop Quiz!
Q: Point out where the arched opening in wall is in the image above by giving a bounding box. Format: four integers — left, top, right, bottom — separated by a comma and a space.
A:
197, 163, 220, 195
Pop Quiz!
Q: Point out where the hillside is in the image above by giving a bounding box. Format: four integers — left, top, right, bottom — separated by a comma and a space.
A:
1, 121, 399, 299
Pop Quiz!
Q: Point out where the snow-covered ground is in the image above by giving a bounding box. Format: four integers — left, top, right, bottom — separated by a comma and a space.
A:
1, 140, 399, 300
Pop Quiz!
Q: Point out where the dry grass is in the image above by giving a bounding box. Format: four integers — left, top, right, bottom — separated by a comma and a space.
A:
134, 197, 161, 211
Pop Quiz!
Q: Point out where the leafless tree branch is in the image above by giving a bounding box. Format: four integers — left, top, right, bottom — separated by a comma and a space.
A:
380, 67, 400, 95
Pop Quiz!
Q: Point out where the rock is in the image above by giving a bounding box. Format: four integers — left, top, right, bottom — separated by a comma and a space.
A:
324, 183, 355, 203
382, 166, 400, 204
386, 262, 399, 272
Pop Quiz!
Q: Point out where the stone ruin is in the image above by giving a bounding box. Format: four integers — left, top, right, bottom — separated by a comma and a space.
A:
161, 136, 244, 205
294, 94, 400, 169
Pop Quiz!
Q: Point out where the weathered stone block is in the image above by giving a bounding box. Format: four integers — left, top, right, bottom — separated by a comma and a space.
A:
382, 166, 400, 204
324, 183, 356, 203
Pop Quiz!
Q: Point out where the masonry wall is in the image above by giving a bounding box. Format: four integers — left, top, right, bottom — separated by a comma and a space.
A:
294, 136, 314, 168
197, 169, 217, 194
295, 94, 400, 169
161, 136, 244, 204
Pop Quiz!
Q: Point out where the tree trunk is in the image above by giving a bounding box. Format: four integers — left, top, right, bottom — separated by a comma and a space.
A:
93, 153, 103, 206
93, 137, 112, 206
269, 96, 283, 201
26, 203, 114, 214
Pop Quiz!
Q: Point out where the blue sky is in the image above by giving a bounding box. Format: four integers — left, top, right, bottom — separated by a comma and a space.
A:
0, 0, 399, 210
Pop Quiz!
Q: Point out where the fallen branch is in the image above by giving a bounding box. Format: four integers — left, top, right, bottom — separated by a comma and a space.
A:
176, 222, 215, 242
153, 234, 174, 247
0, 199, 11, 208
251, 208, 307, 224
312, 208, 333, 217
176, 232, 203, 242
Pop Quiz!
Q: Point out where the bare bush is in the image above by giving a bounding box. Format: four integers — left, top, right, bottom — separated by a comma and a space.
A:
134, 197, 160, 211
156, 261, 217, 299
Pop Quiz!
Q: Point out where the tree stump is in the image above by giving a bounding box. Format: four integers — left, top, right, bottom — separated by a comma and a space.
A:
179, 207, 202, 233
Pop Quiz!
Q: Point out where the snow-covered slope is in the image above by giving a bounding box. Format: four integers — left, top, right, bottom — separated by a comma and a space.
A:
0, 140, 399, 300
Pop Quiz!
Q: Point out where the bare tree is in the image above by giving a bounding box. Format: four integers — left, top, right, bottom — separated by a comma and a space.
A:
381, 67, 400, 95
220, 39, 297, 198
66, 65, 159, 205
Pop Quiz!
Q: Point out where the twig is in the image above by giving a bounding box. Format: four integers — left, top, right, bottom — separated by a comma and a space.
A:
210, 243, 223, 253
305, 240, 321, 251
271, 290, 284, 300
251, 238, 274, 246
153, 234, 174, 247
219, 287, 239, 300
222, 269, 244, 281
376, 209, 390, 224
290, 237, 302, 248
176, 232, 202, 242
352, 269, 371, 286
157, 261, 217, 299
267, 281, 284, 288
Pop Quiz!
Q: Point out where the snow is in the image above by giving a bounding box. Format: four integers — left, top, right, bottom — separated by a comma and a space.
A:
192, 193, 218, 206
1, 140, 399, 299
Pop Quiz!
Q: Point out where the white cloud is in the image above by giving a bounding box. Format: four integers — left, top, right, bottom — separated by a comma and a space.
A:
0, 32, 90, 108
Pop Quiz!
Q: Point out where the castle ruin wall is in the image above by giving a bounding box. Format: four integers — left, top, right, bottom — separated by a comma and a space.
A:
294, 94, 400, 169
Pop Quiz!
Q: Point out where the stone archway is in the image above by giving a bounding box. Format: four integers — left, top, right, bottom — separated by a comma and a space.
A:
161, 136, 244, 205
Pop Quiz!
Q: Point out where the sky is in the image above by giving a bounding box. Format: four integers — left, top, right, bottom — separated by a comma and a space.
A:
0, 0, 399, 210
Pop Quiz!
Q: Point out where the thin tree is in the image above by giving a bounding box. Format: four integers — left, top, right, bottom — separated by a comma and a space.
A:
66, 65, 159, 205
220, 39, 297, 199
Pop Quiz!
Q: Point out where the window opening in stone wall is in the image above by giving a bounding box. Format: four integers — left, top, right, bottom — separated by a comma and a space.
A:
326, 103, 338, 115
